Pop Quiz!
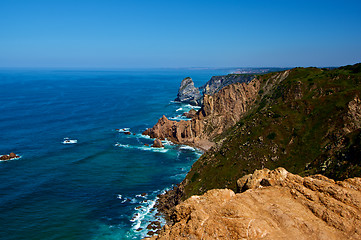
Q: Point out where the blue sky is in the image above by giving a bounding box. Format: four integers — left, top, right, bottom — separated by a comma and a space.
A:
1, 0, 360, 68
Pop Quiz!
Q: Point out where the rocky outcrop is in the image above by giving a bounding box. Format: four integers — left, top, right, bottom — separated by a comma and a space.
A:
174, 77, 202, 105
175, 74, 256, 106
182, 109, 197, 119
144, 78, 260, 150
200, 74, 255, 96
152, 139, 164, 148
0, 152, 20, 161
147, 168, 361, 240
344, 95, 361, 134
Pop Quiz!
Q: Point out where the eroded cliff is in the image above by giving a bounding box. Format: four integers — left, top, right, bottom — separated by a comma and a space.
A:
143, 77, 261, 150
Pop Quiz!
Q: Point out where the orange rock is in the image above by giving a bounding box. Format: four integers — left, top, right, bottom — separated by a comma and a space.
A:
148, 168, 361, 240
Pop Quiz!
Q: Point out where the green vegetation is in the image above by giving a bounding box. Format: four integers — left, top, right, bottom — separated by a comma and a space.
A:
182, 63, 361, 199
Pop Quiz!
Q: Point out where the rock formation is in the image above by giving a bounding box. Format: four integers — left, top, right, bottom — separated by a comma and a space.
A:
174, 77, 202, 105
147, 168, 361, 240
152, 138, 164, 148
182, 109, 197, 119
175, 74, 256, 106
0, 152, 20, 161
200, 74, 255, 96
144, 78, 260, 150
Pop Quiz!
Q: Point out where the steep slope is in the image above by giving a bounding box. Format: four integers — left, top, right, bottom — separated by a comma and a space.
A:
147, 168, 361, 240
180, 64, 361, 199
143, 77, 261, 150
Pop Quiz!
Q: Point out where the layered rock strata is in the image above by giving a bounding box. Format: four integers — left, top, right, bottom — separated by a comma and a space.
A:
147, 168, 361, 240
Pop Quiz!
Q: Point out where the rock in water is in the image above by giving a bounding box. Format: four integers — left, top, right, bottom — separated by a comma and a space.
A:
147, 168, 361, 240
0, 152, 20, 161
152, 138, 164, 148
174, 77, 201, 105
182, 109, 197, 119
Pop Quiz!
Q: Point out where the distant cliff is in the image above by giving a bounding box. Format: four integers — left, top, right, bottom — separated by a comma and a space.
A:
200, 74, 255, 96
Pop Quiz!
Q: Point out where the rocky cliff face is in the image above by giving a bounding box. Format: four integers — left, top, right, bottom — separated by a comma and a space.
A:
143, 78, 260, 150
147, 168, 361, 240
200, 74, 255, 96
174, 77, 202, 105
174, 74, 256, 105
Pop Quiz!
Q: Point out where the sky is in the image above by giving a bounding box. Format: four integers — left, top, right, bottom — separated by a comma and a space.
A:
1, 0, 361, 68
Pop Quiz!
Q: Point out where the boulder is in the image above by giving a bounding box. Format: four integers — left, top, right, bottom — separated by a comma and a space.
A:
152, 139, 164, 148
182, 109, 197, 118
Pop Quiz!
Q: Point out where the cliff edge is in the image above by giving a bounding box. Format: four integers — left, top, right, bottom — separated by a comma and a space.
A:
147, 168, 361, 240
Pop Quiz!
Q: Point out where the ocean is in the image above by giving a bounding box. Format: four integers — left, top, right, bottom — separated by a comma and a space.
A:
0, 68, 230, 240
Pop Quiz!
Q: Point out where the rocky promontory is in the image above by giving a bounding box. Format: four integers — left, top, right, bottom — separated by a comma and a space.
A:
147, 168, 361, 240
143, 77, 261, 150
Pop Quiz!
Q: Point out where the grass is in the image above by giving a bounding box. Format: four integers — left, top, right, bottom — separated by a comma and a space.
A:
181, 64, 361, 199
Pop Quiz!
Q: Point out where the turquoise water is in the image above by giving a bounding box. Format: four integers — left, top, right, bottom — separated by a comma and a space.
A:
0, 69, 230, 240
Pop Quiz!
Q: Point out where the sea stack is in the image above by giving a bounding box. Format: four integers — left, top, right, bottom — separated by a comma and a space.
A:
174, 77, 202, 105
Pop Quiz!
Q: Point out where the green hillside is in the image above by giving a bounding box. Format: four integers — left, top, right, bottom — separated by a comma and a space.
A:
182, 63, 361, 199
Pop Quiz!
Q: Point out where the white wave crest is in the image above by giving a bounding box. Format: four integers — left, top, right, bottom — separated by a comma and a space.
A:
115, 143, 169, 153
179, 145, 196, 151
0, 155, 22, 162
185, 104, 201, 109
117, 128, 130, 133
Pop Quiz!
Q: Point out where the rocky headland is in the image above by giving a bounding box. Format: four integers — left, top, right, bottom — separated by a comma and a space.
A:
143, 76, 264, 150
143, 64, 361, 239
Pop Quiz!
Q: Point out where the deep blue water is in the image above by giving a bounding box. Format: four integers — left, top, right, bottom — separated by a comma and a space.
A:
0, 69, 230, 240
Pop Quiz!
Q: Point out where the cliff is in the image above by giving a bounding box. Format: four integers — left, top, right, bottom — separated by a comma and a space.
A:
174, 74, 256, 105
180, 65, 361, 199
200, 74, 256, 96
147, 168, 361, 240
143, 77, 261, 150
145, 64, 361, 239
